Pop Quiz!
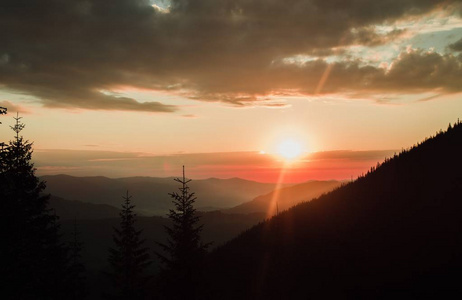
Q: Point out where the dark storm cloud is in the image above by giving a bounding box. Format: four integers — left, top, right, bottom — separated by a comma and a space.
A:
0, 0, 460, 109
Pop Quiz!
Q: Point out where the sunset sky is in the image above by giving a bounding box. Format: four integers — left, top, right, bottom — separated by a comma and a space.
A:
1, 0, 461, 182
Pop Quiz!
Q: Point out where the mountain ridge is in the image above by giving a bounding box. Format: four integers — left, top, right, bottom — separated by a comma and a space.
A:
41, 174, 287, 215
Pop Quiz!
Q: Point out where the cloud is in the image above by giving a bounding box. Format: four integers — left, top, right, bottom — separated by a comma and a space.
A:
1, 0, 461, 109
376, 49, 462, 92
187, 49, 462, 101
0, 100, 32, 114
448, 37, 462, 51
41, 92, 177, 113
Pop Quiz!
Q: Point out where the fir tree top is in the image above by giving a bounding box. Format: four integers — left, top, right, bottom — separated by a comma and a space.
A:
107, 191, 151, 299
156, 166, 210, 299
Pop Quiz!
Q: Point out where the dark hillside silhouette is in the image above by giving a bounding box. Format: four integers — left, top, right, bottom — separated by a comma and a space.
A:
205, 121, 462, 299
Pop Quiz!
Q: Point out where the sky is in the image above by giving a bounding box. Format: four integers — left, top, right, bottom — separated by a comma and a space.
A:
1, 0, 462, 183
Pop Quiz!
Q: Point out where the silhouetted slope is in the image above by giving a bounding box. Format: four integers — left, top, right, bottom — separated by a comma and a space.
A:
42, 175, 281, 215
224, 180, 341, 215
205, 122, 462, 299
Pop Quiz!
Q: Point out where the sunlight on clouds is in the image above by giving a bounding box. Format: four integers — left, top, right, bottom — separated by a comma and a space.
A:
109, 87, 195, 106
150, 0, 170, 13
276, 8, 462, 73
378, 8, 462, 36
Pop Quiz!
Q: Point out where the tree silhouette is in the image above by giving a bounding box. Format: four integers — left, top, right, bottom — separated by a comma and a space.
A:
0, 106, 6, 125
156, 166, 210, 299
68, 219, 86, 300
0, 106, 6, 117
0, 106, 7, 153
107, 191, 151, 299
0, 113, 69, 299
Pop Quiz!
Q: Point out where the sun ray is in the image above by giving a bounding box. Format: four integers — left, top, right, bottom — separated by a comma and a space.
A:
266, 166, 287, 219
315, 63, 333, 94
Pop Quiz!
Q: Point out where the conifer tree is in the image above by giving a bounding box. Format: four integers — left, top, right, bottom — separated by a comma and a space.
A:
0, 113, 69, 299
69, 219, 87, 300
107, 191, 151, 299
0, 106, 6, 118
0, 106, 6, 125
0, 106, 7, 155
156, 166, 210, 299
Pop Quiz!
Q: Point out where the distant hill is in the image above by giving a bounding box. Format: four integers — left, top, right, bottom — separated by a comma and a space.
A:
48, 195, 120, 220
224, 180, 341, 215
42, 175, 283, 216
205, 122, 462, 299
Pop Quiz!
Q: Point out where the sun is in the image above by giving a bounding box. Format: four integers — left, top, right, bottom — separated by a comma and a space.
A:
277, 139, 303, 161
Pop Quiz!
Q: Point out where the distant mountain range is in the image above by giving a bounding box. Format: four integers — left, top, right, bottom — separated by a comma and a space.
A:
205, 122, 462, 298
42, 175, 284, 215
224, 180, 342, 215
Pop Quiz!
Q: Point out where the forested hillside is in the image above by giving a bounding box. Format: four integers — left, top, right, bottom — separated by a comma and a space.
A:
205, 122, 462, 299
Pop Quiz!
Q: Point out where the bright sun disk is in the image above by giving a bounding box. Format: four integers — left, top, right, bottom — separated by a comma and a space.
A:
277, 139, 303, 160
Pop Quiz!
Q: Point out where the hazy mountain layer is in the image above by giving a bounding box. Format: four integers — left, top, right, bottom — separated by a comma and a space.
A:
224, 180, 342, 215
49, 195, 120, 220
42, 175, 283, 215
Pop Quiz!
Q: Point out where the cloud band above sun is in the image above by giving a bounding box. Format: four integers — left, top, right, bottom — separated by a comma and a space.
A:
1, 0, 462, 111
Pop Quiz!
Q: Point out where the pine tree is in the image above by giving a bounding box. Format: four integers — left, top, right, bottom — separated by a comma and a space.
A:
0, 106, 6, 129
69, 219, 87, 300
0, 106, 7, 158
156, 166, 210, 299
0, 106, 6, 118
107, 191, 151, 299
0, 113, 69, 299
